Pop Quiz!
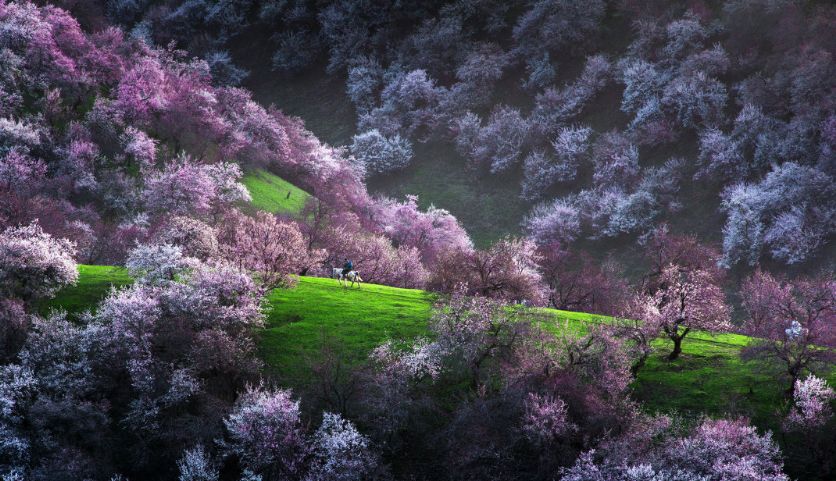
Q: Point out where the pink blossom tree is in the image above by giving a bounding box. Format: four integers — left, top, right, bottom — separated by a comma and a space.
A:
740, 270, 835, 393
641, 226, 721, 293
459, 106, 529, 173
430, 237, 546, 304
637, 264, 730, 360
430, 290, 531, 387
142, 160, 218, 217
143, 158, 250, 217
525, 199, 581, 246
521, 393, 576, 445
155, 216, 219, 261
591, 131, 640, 188
0, 222, 77, 303
537, 245, 629, 315
219, 211, 320, 289
125, 243, 198, 285
321, 226, 428, 288
784, 375, 834, 432
561, 417, 789, 481
0, 149, 46, 193
223, 384, 308, 480
372, 195, 472, 267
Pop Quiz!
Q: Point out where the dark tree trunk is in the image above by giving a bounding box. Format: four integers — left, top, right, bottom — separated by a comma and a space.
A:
631, 353, 648, 376
668, 336, 683, 361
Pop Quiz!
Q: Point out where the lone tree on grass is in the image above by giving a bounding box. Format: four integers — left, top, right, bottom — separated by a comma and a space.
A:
637, 264, 731, 361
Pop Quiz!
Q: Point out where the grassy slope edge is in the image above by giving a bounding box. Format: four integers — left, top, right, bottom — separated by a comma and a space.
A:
242, 169, 312, 215
46, 266, 835, 430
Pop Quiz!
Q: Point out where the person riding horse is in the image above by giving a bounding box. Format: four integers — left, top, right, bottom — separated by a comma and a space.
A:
342, 258, 353, 277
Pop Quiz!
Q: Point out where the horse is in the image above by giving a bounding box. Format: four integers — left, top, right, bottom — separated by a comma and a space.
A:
332, 267, 363, 288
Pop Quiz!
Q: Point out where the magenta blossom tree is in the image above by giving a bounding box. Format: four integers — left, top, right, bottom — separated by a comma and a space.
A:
430, 237, 546, 305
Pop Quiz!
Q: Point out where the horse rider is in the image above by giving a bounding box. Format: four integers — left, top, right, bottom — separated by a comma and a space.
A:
342, 258, 353, 277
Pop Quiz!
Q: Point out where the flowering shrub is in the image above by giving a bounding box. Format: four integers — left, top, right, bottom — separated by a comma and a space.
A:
370, 338, 446, 382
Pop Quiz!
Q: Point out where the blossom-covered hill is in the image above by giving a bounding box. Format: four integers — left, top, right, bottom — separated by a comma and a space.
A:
65, 0, 836, 271
1, 2, 834, 481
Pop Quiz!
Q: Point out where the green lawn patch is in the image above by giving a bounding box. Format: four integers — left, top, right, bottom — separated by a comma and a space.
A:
37, 264, 132, 317
259, 276, 435, 387
243, 169, 311, 215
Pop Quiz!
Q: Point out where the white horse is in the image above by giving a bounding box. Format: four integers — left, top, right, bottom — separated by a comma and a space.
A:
331, 267, 363, 288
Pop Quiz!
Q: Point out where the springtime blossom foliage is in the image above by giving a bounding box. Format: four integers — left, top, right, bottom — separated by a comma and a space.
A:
522, 125, 592, 200
224, 386, 307, 479
370, 338, 446, 382
561, 418, 789, 481
219, 211, 320, 288
522, 393, 576, 445
429, 290, 532, 385
177, 445, 219, 481
320, 226, 428, 288
537, 246, 629, 315
305, 412, 378, 481
457, 106, 529, 173
513, 0, 606, 56
430, 237, 546, 304
372, 195, 472, 266
143, 158, 250, 217
638, 264, 730, 360
525, 199, 581, 245
126, 243, 198, 285
740, 270, 835, 391
0, 149, 46, 192
0, 222, 77, 302
721, 163, 835, 266
784, 376, 835, 431
156, 216, 219, 260
223, 385, 307, 479
350, 129, 413, 175
2, 1, 834, 479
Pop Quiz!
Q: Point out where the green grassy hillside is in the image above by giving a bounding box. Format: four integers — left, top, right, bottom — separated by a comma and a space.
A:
260, 277, 435, 387
242, 169, 311, 215
37, 265, 132, 318
46, 266, 834, 429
